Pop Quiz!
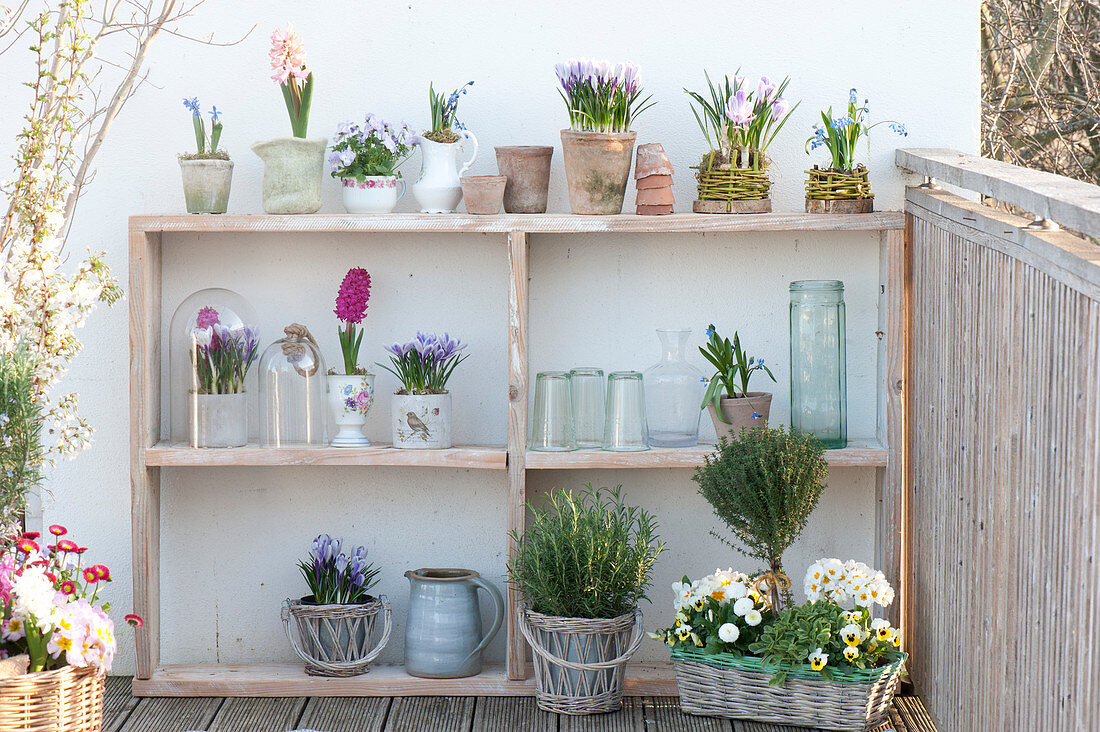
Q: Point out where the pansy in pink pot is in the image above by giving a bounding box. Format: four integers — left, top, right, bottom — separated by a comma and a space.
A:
330, 115, 416, 214
328, 267, 375, 447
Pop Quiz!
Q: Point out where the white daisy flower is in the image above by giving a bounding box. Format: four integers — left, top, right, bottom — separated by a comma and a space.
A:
718, 623, 740, 643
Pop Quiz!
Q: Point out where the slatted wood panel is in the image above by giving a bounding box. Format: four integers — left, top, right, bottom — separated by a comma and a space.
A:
383, 696, 476, 732
906, 186, 1100, 731
471, 696, 558, 732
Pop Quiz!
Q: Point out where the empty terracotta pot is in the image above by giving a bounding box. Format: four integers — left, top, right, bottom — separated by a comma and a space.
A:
460, 175, 507, 215
495, 146, 553, 213
560, 130, 636, 215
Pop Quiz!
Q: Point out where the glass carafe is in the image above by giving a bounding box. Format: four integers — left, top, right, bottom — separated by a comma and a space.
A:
643, 329, 705, 447
789, 280, 847, 448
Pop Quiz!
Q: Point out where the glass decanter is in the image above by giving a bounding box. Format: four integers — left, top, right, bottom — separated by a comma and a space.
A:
643, 329, 705, 447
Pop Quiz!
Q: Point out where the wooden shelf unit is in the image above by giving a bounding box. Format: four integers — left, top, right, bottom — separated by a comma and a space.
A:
129, 211, 907, 696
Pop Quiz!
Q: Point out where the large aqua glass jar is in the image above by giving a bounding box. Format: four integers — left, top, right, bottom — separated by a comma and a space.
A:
789, 280, 847, 448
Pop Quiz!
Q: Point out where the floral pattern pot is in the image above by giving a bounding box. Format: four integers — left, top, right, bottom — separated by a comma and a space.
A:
392, 392, 452, 449
328, 374, 374, 447
341, 176, 406, 214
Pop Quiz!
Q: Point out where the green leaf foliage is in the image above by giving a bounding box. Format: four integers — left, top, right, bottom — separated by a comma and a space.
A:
0, 346, 44, 520
508, 484, 664, 619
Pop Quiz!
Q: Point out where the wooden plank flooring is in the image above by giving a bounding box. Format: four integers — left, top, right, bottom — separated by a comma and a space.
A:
106, 677, 938, 731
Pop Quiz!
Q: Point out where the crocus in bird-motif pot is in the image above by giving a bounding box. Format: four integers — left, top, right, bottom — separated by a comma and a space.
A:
330, 115, 416, 214
378, 332, 469, 449
328, 267, 375, 447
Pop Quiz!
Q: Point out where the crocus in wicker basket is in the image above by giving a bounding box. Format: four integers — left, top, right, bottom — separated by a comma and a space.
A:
508, 485, 664, 715
653, 559, 905, 731
0, 523, 142, 732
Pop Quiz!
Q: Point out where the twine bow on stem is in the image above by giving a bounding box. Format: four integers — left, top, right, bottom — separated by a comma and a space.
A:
281, 323, 320, 377
750, 569, 792, 613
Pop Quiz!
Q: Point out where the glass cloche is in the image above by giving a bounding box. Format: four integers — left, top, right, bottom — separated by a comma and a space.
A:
258, 325, 328, 448
169, 288, 259, 448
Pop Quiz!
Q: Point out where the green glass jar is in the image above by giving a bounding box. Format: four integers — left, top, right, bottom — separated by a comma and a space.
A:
789, 280, 847, 448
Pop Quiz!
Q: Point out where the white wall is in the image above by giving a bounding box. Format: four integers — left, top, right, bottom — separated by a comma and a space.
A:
0, 0, 980, 673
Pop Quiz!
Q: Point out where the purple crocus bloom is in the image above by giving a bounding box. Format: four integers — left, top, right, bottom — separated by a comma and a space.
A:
725, 90, 755, 127
756, 76, 777, 102
771, 97, 789, 122
620, 62, 640, 95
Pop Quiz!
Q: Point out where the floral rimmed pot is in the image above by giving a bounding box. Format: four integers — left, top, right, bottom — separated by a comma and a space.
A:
391, 392, 452, 449
328, 373, 374, 447
341, 176, 406, 214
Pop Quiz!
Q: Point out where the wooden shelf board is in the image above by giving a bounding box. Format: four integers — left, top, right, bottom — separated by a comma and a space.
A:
129, 662, 678, 697
144, 443, 507, 469
131, 211, 903, 235
526, 439, 887, 469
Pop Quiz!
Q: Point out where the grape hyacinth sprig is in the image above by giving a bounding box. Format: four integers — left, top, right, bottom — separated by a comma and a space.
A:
377, 332, 469, 395
555, 58, 654, 133
334, 267, 372, 375
297, 534, 380, 605
806, 88, 908, 172
425, 81, 474, 142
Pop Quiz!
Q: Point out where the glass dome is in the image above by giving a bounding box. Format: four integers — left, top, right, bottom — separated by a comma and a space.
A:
258, 325, 328, 448
169, 288, 259, 448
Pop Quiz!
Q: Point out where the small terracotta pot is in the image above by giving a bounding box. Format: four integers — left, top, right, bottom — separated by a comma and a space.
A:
495, 146, 553, 213
707, 392, 772, 439
560, 130, 636, 215
460, 175, 507, 215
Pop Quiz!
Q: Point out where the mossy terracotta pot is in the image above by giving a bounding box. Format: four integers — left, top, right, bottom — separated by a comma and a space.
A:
495, 145, 553, 213
251, 137, 327, 214
460, 175, 507, 215
179, 158, 233, 214
707, 392, 772, 440
560, 130, 636, 215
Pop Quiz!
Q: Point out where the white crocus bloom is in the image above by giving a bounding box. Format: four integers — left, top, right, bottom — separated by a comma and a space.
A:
744, 609, 762, 626
733, 597, 754, 617
718, 623, 740, 643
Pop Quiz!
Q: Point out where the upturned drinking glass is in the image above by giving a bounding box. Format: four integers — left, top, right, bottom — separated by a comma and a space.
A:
643, 329, 705, 447
602, 371, 649, 452
790, 280, 847, 448
569, 367, 605, 448
530, 371, 577, 451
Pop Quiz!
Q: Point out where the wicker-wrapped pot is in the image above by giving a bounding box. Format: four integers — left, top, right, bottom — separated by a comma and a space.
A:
518, 604, 644, 715
672, 647, 906, 731
282, 595, 392, 677
0, 665, 104, 732
805, 165, 874, 213
692, 149, 772, 214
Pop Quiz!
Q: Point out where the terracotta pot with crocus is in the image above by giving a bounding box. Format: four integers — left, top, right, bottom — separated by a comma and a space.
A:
327, 267, 374, 447
252, 23, 326, 214
699, 324, 776, 438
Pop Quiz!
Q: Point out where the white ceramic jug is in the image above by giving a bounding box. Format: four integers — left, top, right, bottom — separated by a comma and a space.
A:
412, 131, 478, 213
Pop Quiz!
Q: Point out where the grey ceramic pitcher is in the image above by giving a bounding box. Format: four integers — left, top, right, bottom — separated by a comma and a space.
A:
403, 568, 504, 678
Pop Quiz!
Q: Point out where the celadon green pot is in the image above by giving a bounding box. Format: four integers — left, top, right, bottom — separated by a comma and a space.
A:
251, 136, 327, 214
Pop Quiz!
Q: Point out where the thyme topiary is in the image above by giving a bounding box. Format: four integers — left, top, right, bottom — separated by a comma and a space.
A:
508, 484, 664, 620
693, 425, 828, 612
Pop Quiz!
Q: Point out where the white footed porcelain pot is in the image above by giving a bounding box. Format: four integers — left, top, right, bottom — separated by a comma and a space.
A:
392, 393, 452, 449
328, 374, 375, 447
341, 176, 406, 214
412, 132, 478, 213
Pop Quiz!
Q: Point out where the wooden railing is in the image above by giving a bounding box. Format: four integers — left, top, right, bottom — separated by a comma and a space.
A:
897, 149, 1100, 731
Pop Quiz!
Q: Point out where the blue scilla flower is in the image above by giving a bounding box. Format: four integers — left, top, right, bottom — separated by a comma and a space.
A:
889, 122, 908, 137
183, 97, 200, 117
752, 412, 761, 420
209, 105, 220, 123
830, 116, 855, 131
849, 88, 858, 105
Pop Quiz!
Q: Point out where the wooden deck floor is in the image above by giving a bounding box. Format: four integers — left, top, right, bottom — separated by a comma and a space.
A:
104, 677, 938, 732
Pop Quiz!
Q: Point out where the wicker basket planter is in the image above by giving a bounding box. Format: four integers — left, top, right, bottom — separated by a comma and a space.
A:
282, 595, 392, 677
517, 604, 644, 715
0, 665, 105, 732
805, 165, 874, 213
692, 150, 772, 214
672, 647, 906, 731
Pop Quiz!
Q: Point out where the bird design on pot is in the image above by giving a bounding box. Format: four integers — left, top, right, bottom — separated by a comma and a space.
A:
406, 411, 431, 440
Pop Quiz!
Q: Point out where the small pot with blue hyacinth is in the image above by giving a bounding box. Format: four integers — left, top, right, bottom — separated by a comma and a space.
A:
378, 332, 469, 449
283, 534, 392, 677
178, 97, 233, 214
699, 324, 776, 439
804, 89, 908, 213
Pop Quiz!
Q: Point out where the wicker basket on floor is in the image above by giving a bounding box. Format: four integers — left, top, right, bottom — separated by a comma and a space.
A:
282, 596, 392, 677
518, 604, 644, 715
672, 647, 907, 731
0, 665, 105, 732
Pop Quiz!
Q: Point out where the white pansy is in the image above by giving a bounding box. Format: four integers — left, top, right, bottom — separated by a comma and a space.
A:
843, 645, 860, 661
871, 618, 890, 630
744, 609, 762, 626
718, 623, 740, 643
733, 597, 754, 617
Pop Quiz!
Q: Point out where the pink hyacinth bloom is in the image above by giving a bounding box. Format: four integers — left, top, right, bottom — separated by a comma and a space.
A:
334, 267, 372, 324
269, 22, 311, 84
195, 306, 220, 329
